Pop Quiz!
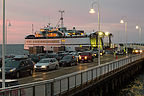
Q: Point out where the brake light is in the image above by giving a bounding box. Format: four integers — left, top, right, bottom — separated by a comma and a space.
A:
79, 56, 82, 60
84, 56, 87, 60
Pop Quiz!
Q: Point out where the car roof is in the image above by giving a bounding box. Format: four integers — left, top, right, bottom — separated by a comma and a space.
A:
0, 79, 17, 83
41, 58, 55, 60
14, 55, 28, 59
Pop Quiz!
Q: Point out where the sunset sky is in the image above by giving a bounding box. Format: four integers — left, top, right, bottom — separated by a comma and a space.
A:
0, 0, 144, 44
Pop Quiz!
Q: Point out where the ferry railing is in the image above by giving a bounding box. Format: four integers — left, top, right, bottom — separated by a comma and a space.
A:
0, 54, 143, 96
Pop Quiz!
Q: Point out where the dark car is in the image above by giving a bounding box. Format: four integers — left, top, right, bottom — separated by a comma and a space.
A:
45, 53, 59, 61
78, 51, 94, 63
29, 54, 40, 63
0, 59, 34, 78
57, 52, 69, 61
59, 55, 77, 67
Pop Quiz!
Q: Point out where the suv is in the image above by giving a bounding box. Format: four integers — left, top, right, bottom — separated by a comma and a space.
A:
0, 59, 34, 78
78, 51, 94, 63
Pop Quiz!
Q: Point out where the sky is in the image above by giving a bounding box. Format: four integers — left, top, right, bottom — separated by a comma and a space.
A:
0, 0, 144, 44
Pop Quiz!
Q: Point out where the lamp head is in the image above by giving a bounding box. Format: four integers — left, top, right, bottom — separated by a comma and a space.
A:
89, 8, 95, 14
8, 22, 11, 26
136, 25, 139, 29
120, 20, 124, 24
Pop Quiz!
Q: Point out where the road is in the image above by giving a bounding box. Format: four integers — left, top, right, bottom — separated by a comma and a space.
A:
18, 54, 125, 84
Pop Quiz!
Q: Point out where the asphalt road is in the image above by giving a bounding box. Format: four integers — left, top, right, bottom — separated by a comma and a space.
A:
18, 54, 125, 84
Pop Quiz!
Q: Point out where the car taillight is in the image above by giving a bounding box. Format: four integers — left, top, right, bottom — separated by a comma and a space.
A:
84, 56, 87, 60
79, 56, 82, 59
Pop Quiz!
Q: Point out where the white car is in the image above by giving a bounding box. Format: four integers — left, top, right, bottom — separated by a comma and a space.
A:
34, 58, 59, 71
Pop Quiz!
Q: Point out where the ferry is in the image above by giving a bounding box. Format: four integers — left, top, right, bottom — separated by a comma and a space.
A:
24, 11, 112, 52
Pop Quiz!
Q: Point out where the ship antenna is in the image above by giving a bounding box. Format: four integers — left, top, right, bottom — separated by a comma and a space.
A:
59, 10, 65, 28
32, 24, 34, 35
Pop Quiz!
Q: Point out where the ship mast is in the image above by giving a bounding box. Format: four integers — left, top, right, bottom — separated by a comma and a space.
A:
32, 24, 34, 35
59, 10, 64, 28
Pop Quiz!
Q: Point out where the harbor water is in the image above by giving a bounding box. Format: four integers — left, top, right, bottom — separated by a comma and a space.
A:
0, 44, 29, 57
0, 44, 144, 95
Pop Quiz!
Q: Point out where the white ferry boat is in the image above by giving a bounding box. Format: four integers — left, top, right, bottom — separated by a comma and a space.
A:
24, 11, 112, 52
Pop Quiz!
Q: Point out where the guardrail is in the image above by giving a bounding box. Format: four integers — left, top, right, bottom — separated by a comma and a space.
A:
0, 54, 143, 96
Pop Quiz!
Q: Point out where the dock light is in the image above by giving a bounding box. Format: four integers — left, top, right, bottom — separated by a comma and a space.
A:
136, 25, 139, 29
105, 32, 110, 36
120, 20, 124, 24
120, 16, 128, 55
136, 25, 142, 47
89, 8, 95, 14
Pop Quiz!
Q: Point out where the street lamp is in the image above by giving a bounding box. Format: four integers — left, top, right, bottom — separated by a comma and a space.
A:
136, 25, 142, 47
2, 0, 6, 88
89, 0, 101, 66
120, 16, 128, 55
6, 20, 12, 45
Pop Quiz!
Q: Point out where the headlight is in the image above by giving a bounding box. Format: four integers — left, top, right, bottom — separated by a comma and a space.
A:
41, 65, 46, 68
9, 68, 16, 72
140, 50, 143, 53
100, 53, 103, 56
94, 54, 96, 56
34, 65, 37, 68
0, 69, 1, 72
84, 56, 87, 60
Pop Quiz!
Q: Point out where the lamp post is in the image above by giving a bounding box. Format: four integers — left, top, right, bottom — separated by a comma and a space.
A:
89, 0, 101, 66
120, 16, 128, 55
136, 25, 142, 47
6, 20, 11, 45
2, 0, 6, 88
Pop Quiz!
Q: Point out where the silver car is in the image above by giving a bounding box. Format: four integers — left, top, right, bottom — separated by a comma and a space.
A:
34, 58, 59, 71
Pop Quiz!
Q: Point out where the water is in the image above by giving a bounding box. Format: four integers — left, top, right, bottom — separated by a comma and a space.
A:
0, 44, 29, 57
117, 71, 144, 96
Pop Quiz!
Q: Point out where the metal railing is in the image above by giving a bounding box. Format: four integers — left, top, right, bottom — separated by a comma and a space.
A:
0, 54, 143, 96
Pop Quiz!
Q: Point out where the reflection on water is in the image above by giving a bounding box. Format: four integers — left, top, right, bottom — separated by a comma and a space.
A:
117, 71, 144, 96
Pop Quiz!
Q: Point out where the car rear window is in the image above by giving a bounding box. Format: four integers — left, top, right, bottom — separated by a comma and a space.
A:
81, 53, 90, 55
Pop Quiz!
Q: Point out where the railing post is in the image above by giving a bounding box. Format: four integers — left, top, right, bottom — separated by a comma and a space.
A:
68, 77, 70, 91
33, 86, 35, 96
51, 82, 54, 96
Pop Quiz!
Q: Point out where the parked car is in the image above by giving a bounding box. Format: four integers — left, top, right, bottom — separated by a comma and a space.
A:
34, 58, 59, 71
0, 59, 34, 78
0, 79, 25, 96
78, 51, 94, 63
59, 55, 77, 67
57, 52, 69, 61
45, 53, 59, 61
28, 54, 40, 63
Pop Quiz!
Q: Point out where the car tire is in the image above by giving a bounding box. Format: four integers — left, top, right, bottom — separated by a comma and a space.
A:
75, 62, 77, 65
46, 66, 49, 71
16, 72, 20, 78
29, 69, 33, 75
55, 65, 58, 70
78, 60, 80, 63
91, 59, 93, 62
